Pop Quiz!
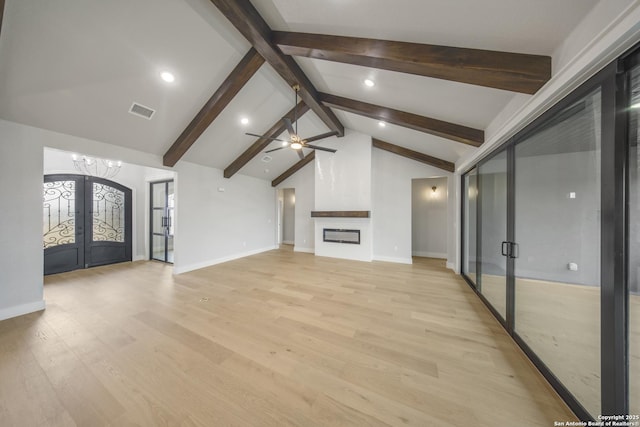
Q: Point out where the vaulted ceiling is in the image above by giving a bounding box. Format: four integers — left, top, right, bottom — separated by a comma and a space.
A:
0, 0, 599, 184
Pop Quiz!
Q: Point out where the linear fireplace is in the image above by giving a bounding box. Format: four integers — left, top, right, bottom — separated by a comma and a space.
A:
323, 228, 360, 244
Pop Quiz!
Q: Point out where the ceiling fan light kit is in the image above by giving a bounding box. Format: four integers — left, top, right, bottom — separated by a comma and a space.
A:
246, 84, 337, 157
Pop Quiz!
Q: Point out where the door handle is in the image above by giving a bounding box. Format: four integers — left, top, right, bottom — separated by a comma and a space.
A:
501, 241, 509, 257
509, 243, 519, 259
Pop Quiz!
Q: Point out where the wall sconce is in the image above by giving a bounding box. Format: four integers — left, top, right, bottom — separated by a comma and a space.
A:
432, 186, 437, 192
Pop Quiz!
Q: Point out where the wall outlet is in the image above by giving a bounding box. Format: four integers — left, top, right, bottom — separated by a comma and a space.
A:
568, 192, 576, 199
568, 262, 578, 271
394, 245, 398, 252
243, 241, 246, 247
218, 187, 225, 192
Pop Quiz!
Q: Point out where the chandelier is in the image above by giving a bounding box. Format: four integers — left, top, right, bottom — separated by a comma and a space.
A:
71, 154, 122, 179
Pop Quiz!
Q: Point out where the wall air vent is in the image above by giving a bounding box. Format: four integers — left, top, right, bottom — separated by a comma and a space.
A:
129, 102, 155, 120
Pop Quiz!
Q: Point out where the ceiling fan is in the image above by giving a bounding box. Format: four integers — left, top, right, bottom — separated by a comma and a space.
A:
245, 84, 338, 160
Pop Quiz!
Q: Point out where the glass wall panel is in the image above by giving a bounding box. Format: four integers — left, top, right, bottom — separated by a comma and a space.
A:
463, 169, 478, 285
479, 150, 508, 320
514, 88, 602, 416
629, 66, 640, 417
92, 183, 125, 242
43, 180, 76, 248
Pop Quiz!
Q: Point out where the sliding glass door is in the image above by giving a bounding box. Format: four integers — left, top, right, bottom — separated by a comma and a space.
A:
628, 64, 640, 418
460, 48, 639, 419
462, 168, 478, 286
478, 150, 508, 321
513, 88, 602, 416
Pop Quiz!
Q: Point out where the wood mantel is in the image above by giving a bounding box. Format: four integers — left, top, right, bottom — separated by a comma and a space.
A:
311, 211, 370, 218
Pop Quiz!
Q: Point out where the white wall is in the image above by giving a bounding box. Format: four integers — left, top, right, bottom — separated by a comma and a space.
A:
412, 177, 448, 259
171, 161, 277, 274
0, 121, 46, 320
275, 160, 315, 253
372, 148, 455, 265
315, 130, 371, 211
314, 130, 373, 262
282, 188, 295, 244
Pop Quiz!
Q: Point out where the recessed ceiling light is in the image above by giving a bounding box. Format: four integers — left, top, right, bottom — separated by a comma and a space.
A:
240, 117, 249, 125
364, 79, 375, 87
160, 71, 175, 83
378, 121, 386, 127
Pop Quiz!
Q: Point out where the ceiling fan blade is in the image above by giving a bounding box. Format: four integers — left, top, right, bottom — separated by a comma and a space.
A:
265, 146, 287, 153
305, 144, 337, 153
301, 131, 339, 144
297, 149, 305, 160
245, 132, 287, 142
282, 118, 296, 137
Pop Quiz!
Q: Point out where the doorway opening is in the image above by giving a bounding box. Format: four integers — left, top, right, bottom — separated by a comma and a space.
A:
411, 177, 448, 260
150, 180, 174, 263
279, 188, 295, 247
43, 174, 132, 275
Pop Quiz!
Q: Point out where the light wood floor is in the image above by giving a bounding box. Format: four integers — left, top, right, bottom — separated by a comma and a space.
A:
0, 248, 577, 426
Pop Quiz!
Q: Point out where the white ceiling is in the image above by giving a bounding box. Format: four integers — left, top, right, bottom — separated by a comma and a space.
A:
0, 0, 600, 181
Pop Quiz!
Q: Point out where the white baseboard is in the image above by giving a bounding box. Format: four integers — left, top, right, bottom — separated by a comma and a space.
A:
282, 240, 294, 245
173, 245, 278, 275
373, 255, 413, 264
0, 299, 46, 322
133, 254, 146, 262
294, 246, 314, 253
412, 251, 447, 259
446, 261, 455, 271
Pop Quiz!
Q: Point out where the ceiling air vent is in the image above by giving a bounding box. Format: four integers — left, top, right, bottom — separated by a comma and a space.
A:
129, 102, 155, 120
261, 155, 272, 163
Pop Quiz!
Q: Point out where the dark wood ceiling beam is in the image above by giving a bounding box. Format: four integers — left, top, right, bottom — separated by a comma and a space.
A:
208, 0, 344, 136
224, 101, 309, 178
320, 93, 483, 147
372, 138, 455, 173
273, 32, 551, 94
272, 151, 315, 187
163, 48, 265, 167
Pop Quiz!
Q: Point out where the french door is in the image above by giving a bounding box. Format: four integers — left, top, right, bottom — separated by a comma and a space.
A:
43, 174, 132, 275
150, 180, 174, 263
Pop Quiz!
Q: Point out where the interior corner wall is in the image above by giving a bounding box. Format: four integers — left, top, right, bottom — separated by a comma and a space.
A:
275, 161, 315, 253
372, 148, 455, 266
411, 177, 448, 259
172, 161, 277, 273
0, 119, 46, 320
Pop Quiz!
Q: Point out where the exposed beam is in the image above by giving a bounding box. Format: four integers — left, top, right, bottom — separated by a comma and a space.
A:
320, 93, 483, 147
208, 0, 344, 136
272, 151, 315, 187
163, 48, 265, 167
225, 101, 310, 179
372, 138, 455, 173
274, 32, 551, 94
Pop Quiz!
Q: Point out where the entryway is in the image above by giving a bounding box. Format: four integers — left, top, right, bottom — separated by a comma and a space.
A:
43, 174, 132, 275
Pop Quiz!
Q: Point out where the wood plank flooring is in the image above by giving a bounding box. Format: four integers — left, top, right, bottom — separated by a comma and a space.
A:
0, 248, 577, 426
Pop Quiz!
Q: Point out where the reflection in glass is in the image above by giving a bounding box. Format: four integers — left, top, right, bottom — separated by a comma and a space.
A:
43, 180, 76, 248
479, 150, 508, 319
514, 88, 601, 416
463, 169, 478, 285
629, 67, 640, 417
